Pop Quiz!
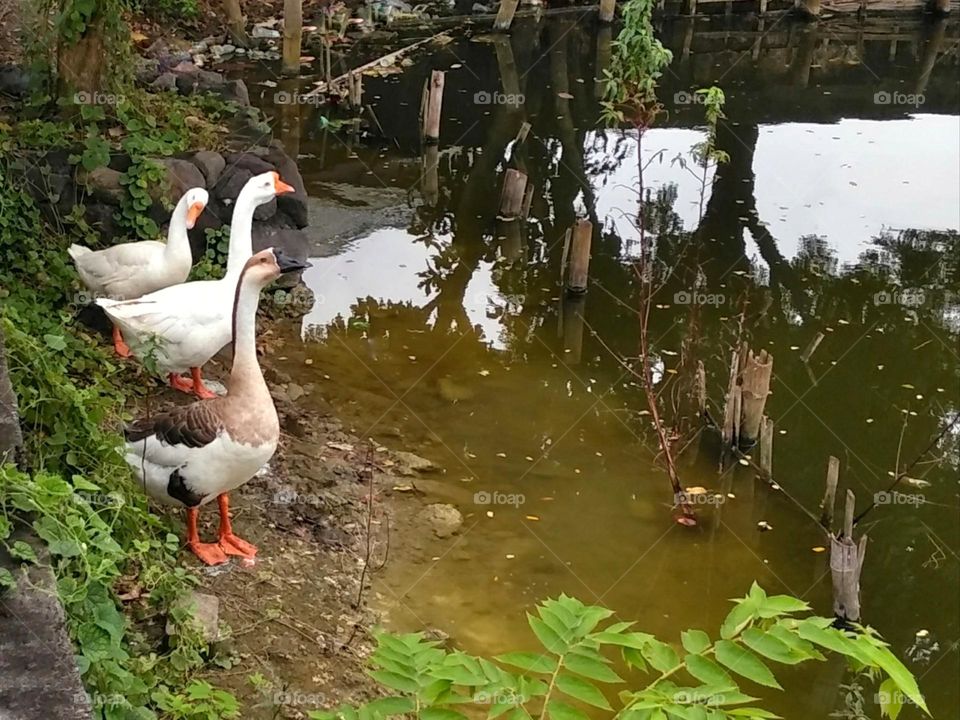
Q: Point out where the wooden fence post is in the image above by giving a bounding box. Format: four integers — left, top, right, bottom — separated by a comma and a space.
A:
282, 0, 303, 76
423, 70, 445, 144
565, 220, 593, 294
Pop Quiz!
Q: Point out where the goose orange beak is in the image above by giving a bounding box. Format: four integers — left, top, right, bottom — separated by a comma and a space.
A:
272, 171, 296, 195
185, 202, 205, 229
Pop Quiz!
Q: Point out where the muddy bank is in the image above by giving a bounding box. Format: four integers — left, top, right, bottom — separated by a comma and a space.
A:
165, 331, 446, 718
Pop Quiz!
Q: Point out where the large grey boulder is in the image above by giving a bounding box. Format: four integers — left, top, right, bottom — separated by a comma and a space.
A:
266, 141, 309, 228
80, 166, 125, 205
155, 158, 206, 204
191, 150, 226, 187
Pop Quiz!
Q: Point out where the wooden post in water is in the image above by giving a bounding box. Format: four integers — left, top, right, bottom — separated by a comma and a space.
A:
927, 0, 950, 14
759, 415, 773, 479
819, 455, 840, 528
348, 72, 363, 109
831, 490, 867, 623
721, 345, 741, 447
800, 331, 824, 363
224, 0, 249, 47
599, 0, 616, 23
422, 145, 439, 207
499, 169, 528, 220
738, 348, 772, 450
494, 0, 521, 31
560, 295, 587, 364
423, 71, 445, 144
595, 24, 612, 100
565, 220, 593, 295
282, 0, 303, 76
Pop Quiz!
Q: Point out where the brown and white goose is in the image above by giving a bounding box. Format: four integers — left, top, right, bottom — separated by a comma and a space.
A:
124, 248, 308, 565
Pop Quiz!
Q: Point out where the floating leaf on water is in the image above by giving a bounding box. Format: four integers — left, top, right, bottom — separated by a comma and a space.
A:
327, 441, 354, 452
450, 63, 462, 68
666, 368, 678, 375
408, 355, 417, 361
574, 469, 581, 474
676, 515, 697, 526
392, 484, 416, 492
486, 511, 494, 518
304, 358, 313, 365
685, 486, 708, 495
877, 364, 884, 370
915, 394, 923, 400
789, 345, 800, 350
478, 369, 490, 376
727, 492, 736, 499
525, 515, 540, 521
557, 91, 573, 99
496, 452, 507, 458
838, 319, 850, 325
661, 349, 678, 356
778, 429, 787, 435
738, 458, 750, 466
770, 483, 781, 491
904, 477, 930, 489
916, 629, 929, 638
525, 456, 534, 462
505, 554, 515, 559
866, 418, 874, 423
757, 521, 773, 532
901, 383, 915, 389
812, 546, 826, 553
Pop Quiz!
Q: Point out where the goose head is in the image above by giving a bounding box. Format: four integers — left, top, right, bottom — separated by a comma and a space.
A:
242, 247, 311, 288
180, 187, 209, 230
243, 171, 296, 207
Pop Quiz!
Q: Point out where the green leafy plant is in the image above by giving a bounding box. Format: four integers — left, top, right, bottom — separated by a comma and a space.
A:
190, 225, 232, 280
312, 586, 926, 720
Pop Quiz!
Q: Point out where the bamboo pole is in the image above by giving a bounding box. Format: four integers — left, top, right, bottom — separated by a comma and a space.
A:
721, 346, 741, 447
599, 0, 616, 23
423, 70, 445, 144
224, 0, 249, 47
494, 0, 521, 31
831, 490, 867, 623
282, 0, 303, 76
498, 169, 528, 220
819, 456, 840, 528
738, 348, 773, 449
565, 220, 592, 295
800, 332, 824, 363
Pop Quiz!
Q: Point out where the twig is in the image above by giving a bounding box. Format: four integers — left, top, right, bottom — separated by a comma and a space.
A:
853, 415, 959, 524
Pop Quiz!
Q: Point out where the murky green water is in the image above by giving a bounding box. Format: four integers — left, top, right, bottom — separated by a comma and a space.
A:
251, 13, 958, 719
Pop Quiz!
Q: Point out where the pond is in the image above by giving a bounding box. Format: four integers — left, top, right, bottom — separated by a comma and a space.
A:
247, 13, 959, 719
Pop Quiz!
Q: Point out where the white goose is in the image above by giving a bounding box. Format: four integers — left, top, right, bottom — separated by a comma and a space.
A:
70, 187, 207, 357
97, 171, 294, 398
124, 248, 308, 565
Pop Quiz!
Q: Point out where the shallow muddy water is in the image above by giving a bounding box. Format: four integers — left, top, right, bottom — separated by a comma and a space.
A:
249, 13, 958, 719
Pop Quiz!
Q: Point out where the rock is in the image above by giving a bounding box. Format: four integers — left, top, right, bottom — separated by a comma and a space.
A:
155, 158, 206, 204
252, 25, 281, 39
80, 166, 125, 205
174, 67, 250, 107
166, 591, 220, 642
472, 2, 492, 11
83, 203, 122, 238
0, 64, 31, 97
287, 383, 305, 401
265, 141, 309, 228
191, 150, 226, 187
254, 197, 277, 221
135, 57, 160, 84
417, 503, 462, 539
251, 217, 309, 287
149, 72, 178, 93
224, 152, 276, 176
394, 450, 439, 475
215, 167, 253, 203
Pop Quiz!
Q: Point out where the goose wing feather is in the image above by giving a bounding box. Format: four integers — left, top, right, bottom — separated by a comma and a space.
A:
71, 241, 166, 296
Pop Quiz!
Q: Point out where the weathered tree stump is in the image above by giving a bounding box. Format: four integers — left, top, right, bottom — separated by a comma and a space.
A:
830, 490, 867, 623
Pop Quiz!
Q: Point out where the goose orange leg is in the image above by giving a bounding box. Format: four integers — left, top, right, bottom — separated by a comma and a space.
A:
216, 494, 258, 559
191, 367, 218, 400
112, 325, 131, 358
185, 508, 227, 565
168, 373, 195, 394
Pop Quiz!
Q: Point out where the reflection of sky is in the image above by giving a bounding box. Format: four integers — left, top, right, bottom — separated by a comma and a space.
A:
302, 116, 959, 343
596, 115, 960, 265
301, 228, 502, 346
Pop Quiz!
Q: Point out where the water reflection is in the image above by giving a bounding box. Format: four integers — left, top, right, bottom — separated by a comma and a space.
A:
252, 12, 958, 719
